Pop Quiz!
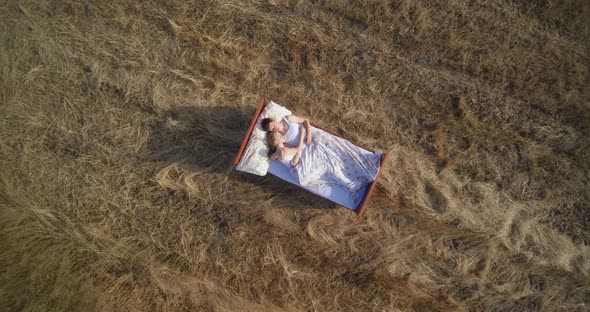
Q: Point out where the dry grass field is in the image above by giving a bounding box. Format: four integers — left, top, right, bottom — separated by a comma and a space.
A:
1, 0, 589, 311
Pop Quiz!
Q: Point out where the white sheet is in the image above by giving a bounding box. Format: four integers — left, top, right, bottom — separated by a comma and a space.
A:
268, 160, 368, 209
287, 127, 381, 197
269, 126, 381, 209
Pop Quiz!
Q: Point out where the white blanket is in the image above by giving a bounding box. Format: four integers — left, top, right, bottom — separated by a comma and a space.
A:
288, 127, 382, 193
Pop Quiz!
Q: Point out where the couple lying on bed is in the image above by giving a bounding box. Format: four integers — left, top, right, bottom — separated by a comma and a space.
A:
262, 115, 382, 193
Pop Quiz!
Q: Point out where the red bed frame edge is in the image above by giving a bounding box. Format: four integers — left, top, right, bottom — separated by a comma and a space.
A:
354, 152, 388, 217
233, 99, 387, 217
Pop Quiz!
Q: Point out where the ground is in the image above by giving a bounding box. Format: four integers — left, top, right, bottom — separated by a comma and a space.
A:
1, 1, 589, 311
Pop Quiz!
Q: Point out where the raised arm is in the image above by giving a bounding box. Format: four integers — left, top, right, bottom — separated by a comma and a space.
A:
287, 114, 312, 145
295, 125, 305, 150
290, 126, 306, 166
273, 126, 306, 166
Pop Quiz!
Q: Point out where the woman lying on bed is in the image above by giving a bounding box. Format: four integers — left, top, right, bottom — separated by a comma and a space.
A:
266, 123, 382, 193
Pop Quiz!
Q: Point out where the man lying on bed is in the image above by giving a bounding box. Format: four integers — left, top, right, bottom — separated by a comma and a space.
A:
262, 115, 312, 146
263, 115, 382, 193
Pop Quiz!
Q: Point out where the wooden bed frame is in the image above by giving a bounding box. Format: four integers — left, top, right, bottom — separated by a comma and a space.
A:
234, 99, 387, 217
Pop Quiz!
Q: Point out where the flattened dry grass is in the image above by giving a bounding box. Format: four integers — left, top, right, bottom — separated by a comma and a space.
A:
1, 1, 589, 311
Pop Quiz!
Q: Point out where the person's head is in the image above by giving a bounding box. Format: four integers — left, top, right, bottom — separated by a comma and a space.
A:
261, 118, 282, 132
266, 131, 284, 157
261, 118, 273, 131
266, 131, 284, 147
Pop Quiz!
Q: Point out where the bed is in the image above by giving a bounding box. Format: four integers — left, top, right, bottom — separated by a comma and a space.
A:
233, 99, 387, 217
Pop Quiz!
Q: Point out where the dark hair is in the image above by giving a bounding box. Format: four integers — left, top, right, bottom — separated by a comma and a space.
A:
267, 131, 278, 157
261, 118, 273, 131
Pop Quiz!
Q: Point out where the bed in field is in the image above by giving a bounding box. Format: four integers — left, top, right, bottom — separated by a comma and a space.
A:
234, 100, 386, 217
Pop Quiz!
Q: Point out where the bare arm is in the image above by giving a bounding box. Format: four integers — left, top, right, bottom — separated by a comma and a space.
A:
290, 126, 306, 166
287, 115, 312, 144
273, 126, 306, 166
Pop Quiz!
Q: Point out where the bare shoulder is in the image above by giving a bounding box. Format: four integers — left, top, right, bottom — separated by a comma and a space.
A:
270, 149, 283, 160
287, 114, 307, 123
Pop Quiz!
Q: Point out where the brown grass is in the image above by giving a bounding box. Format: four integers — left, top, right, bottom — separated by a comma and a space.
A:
1, 0, 589, 311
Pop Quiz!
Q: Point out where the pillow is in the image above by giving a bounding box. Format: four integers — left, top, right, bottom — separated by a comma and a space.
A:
236, 101, 291, 176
